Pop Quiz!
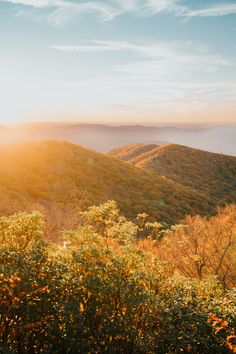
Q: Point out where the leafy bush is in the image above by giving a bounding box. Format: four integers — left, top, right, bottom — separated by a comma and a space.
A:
0, 202, 235, 353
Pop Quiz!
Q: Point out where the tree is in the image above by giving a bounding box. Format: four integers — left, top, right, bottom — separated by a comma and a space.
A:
156, 205, 236, 288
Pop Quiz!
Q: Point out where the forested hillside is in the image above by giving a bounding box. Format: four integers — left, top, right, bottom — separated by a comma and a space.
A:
0, 141, 211, 234
109, 143, 236, 206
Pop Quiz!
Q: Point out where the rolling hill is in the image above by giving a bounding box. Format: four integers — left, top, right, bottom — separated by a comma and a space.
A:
0, 141, 215, 233
108, 143, 236, 206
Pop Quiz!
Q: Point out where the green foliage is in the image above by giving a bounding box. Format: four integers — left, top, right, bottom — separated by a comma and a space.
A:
0, 211, 44, 250
77, 200, 138, 244
0, 202, 236, 353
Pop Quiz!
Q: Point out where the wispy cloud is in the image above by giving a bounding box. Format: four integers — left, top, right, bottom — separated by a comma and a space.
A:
49, 39, 234, 115
2, 0, 236, 25
47, 3, 116, 25
0, 0, 184, 23
0, 0, 120, 24
184, 4, 236, 18
50, 41, 134, 53
0, 0, 60, 8
50, 40, 232, 68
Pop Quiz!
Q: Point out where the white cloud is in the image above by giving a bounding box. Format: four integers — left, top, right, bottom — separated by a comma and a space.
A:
144, 0, 186, 15
184, 4, 236, 18
0, 0, 62, 7
2, 0, 236, 25
47, 2, 117, 25
50, 40, 171, 53
0, 0, 185, 23
50, 40, 232, 68
112, 0, 181, 14
0, 0, 120, 24
50, 41, 134, 52
49, 39, 234, 115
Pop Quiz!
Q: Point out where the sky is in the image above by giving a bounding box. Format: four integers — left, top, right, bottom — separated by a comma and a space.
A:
0, 0, 236, 125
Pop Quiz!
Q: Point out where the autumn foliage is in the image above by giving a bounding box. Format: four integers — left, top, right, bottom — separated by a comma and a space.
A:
0, 201, 236, 353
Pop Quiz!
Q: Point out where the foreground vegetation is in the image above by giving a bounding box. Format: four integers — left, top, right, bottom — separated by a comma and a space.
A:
1, 201, 236, 353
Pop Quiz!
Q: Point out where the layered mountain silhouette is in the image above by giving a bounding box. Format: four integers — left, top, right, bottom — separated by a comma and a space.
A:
0, 123, 236, 155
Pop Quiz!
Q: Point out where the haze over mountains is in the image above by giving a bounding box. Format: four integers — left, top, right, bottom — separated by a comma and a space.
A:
0, 123, 235, 156
0, 121, 235, 232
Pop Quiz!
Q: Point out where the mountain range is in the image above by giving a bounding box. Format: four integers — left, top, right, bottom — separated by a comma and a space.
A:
0, 140, 235, 240
0, 123, 235, 156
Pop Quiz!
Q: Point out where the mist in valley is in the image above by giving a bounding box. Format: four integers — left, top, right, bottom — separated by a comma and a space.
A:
0, 123, 235, 156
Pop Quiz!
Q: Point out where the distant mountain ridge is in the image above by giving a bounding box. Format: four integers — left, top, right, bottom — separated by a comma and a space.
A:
109, 143, 236, 205
0, 123, 235, 155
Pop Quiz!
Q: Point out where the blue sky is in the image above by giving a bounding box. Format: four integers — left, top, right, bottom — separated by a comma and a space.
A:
0, 0, 236, 124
